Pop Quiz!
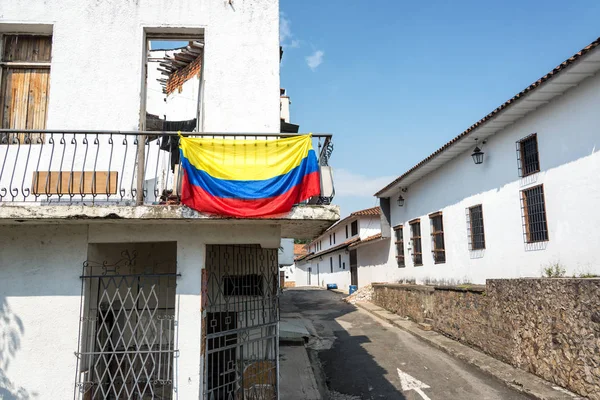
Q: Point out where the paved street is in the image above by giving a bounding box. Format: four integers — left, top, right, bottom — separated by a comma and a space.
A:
281, 288, 531, 400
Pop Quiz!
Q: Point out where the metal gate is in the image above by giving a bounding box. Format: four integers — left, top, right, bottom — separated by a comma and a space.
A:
75, 251, 179, 400
204, 245, 279, 400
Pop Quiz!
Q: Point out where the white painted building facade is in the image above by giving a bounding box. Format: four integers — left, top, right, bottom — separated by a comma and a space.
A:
376, 37, 600, 285
0, 1, 339, 399
295, 207, 394, 292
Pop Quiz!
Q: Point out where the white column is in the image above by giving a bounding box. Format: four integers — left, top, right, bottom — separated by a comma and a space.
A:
174, 240, 204, 399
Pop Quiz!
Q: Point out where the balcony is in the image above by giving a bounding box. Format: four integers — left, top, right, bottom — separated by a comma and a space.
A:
0, 130, 339, 237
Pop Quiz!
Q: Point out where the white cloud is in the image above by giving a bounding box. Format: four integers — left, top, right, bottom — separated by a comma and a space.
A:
333, 169, 396, 197
306, 50, 324, 71
280, 13, 292, 43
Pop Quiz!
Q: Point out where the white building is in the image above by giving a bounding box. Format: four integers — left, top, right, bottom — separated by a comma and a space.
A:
376, 36, 600, 285
295, 207, 394, 292
0, 2, 339, 399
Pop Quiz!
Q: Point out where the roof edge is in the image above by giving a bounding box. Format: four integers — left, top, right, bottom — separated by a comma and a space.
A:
375, 36, 600, 198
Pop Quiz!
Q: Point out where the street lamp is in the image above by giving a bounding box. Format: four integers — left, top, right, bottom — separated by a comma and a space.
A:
397, 195, 405, 207
471, 138, 485, 165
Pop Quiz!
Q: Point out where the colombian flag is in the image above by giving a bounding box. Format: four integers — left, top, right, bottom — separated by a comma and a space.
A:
179, 134, 321, 217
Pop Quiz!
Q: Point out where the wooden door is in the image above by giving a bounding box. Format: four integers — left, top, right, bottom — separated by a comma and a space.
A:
350, 249, 358, 286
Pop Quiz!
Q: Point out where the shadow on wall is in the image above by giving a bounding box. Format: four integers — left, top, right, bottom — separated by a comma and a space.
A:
0, 297, 37, 399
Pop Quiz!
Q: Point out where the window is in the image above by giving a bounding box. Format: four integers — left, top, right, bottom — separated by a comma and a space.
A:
330, 257, 333, 273
1, 34, 52, 143
394, 225, 405, 268
333, 232, 336, 244
346, 225, 349, 238
342, 262, 346, 270
517, 134, 540, 177
338, 254, 342, 269
410, 219, 422, 266
520, 185, 549, 243
467, 205, 486, 250
329, 235, 332, 246
224, 274, 263, 296
429, 213, 445, 263
351, 220, 358, 236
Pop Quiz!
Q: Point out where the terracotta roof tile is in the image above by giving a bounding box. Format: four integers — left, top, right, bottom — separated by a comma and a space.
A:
349, 233, 383, 248
351, 206, 381, 216
375, 36, 600, 197
294, 244, 308, 256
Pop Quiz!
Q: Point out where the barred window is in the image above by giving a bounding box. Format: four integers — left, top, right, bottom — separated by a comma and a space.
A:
351, 220, 358, 236
517, 134, 540, 177
410, 219, 422, 266
394, 225, 405, 268
521, 185, 549, 243
429, 212, 445, 263
467, 205, 486, 250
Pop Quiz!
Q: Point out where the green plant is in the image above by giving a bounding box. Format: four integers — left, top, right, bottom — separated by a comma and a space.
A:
543, 262, 566, 278
577, 273, 599, 278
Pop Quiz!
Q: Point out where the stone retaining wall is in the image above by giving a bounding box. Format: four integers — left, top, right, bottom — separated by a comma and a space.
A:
372, 279, 600, 399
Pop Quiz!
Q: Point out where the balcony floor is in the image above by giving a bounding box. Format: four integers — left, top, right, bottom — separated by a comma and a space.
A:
0, 203, 339, 239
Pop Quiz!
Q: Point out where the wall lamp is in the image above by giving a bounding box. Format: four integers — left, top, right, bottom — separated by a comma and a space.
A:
397, 195, 405, 207
471, 138, 486, 165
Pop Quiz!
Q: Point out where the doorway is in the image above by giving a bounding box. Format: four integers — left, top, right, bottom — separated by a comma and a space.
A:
350, 249, 358, 286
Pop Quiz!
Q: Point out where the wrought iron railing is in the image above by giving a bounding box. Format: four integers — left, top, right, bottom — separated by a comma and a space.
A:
0, 130, 334, 205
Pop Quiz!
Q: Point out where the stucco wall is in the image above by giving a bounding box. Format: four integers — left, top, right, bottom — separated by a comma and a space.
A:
388, 72, 600, 284
0, 222, 281, 398
0, 0, 280, 132
356, 240, 396, 287
372, 279, 600, 399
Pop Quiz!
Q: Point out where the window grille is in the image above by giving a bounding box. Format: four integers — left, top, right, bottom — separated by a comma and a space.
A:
429, 212, 445, 263
520, 185, 549, 243
516, 133, 540, 177
351, 221, 358, 236
224, 274, 263, 296
466, 205, 486, 250
410, 220, 422, 266
394, 225, 405, 268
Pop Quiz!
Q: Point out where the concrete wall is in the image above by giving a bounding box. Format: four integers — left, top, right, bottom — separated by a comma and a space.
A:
372, 279, 600, 399
0, 0, 280, 132
387, 72, 600, 284
0, 222, 281, 398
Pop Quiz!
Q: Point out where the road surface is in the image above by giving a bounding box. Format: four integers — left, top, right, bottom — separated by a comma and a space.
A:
280, 288, 531, 400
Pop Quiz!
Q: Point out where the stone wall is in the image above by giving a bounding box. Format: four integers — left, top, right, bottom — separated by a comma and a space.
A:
372, 279, 600, 400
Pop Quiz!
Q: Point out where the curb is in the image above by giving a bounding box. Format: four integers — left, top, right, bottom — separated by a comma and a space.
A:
354, 301, 581, 400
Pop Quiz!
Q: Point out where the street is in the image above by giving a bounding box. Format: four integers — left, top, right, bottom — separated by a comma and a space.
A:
281, 288, 531, 400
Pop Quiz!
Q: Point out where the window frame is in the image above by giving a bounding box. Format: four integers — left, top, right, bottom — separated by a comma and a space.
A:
429, 212, 446, 264
466, 204, 486, 250
350, 220, 358, 236
409, 219, 423, 266
393, 225, 405, 268
516, 133, 541, 177
520, 184, 549, 243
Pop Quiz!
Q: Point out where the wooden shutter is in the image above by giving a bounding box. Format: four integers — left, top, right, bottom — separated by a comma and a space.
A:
0, 35, 52, 143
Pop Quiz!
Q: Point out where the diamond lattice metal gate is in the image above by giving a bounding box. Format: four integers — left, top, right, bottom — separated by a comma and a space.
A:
204, 245, 279, 400
75, 252, 179, 400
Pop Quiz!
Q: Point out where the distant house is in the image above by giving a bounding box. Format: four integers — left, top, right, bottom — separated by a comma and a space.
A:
279, 243, 309, 288
295, 206, 393, 292
376, 36, 600, 285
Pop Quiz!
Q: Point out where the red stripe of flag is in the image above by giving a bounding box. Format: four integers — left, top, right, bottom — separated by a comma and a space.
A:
181, 171, 321, 217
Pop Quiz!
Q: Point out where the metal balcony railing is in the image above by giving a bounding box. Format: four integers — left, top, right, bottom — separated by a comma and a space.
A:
0, 130, 334, 206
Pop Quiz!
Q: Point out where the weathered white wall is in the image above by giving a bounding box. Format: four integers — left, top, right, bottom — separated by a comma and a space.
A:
0, 222, 281, 398
0, 0, 280, 132
356, 240, 396, 287
295, 249, 351, 291
388, 72, 600, 284
165, 72, 201, 122
359, 216, 380, 240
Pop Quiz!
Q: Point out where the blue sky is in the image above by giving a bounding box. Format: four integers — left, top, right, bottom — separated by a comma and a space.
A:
280, 0, 600, 217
